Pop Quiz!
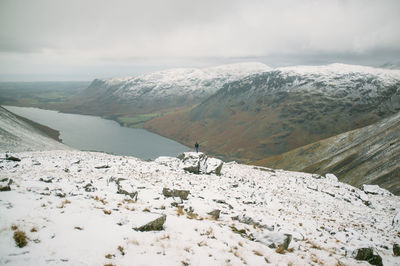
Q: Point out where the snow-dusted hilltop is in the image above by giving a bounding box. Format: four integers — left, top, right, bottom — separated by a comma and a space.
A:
1, 150, 399, 265
71, 62, 271, 115
100, 62, 271, 98
156, 63, 400, 163
0, 106, 69, 153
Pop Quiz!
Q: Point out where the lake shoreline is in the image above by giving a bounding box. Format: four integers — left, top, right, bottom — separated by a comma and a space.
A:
3, 105, 189, 160
14, 113, 62, 142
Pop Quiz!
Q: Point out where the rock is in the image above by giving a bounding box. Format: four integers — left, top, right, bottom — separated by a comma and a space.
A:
39, 177, 54, 183
177, 152, 224, 175
95, 165, 110, 169
255, 232, 292, 250
362, 184, 393, 196
208, 209, 221, 220
84, 183, 96, 192
0, 178, 13, 191
393, 212, 400, 226
5, 154, 21, 162
201, 157, 223, 175
115, 179, 138, 200
312, 174, 322, 179
325, 173, 338, 182
356, 190, 371, 206
354, 248, 383, 266
162, 188, 190, 200
134, 214, 166, 232
0, 185, 11, 192
393, 243, 400, 256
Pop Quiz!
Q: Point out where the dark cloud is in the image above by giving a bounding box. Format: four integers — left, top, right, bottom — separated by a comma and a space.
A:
0, 0, 399, 80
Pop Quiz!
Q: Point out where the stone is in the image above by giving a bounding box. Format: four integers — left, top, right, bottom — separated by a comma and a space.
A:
5, 154, 21, 162
362, 184, 393, 196
393, 243, 400, 256
354, 248, 383, 266
0, 185, 11, 192
325, 173, 338, 182
134, 214, 166, 232
163, 188, 190, 200
177, 152, 224, 175
39, 177, 54, 183
208, 209, 221, 220
115, 179, 138, 200
94, 165, 110, 169
84, 183, 96, 192
255, 232, 292, 250
0, 178, 13, 191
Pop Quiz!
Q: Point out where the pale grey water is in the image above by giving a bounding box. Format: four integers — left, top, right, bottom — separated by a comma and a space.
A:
4, 106, 189, 160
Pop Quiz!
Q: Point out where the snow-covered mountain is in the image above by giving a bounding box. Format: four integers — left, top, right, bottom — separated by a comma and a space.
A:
66, 62, 271, 115
146, 63, 400, 163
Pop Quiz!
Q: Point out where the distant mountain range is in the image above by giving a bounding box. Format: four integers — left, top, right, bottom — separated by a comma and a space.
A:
59, 62, 271, 117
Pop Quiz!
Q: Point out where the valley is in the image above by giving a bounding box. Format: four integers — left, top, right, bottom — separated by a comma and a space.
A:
1, 62, 399, 194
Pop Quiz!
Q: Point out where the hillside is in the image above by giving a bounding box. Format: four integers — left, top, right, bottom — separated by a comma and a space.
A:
1, 105, 400, 265
145, 64, 400, 162
257, 111, 400, 195
1, 150, 400, 265
0, 106, 69, 152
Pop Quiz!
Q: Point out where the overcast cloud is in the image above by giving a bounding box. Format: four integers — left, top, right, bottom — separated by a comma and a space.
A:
0, 0, 399, 81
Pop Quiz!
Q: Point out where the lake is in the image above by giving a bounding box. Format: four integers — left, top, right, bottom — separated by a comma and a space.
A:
4, 106, 189, 160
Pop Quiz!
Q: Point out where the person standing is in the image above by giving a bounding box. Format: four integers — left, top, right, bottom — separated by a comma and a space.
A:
195, 142, 199, 153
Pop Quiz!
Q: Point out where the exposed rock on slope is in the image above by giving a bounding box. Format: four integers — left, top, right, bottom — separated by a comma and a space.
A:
257, 111, 400, 195
145, 64, 400, 162
0, 106, 69, 152
1, 150, 399, 265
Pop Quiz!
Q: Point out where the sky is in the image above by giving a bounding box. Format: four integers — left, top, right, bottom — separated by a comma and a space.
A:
0, 0, 399, 81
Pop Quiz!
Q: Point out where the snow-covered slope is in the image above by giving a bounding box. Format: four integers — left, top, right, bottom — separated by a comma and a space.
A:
0, 106, 69, 153
1, 150, 399, 265
102, 62, 271, 98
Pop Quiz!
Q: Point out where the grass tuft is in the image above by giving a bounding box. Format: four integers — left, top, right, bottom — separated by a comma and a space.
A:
14, 230, 28, 248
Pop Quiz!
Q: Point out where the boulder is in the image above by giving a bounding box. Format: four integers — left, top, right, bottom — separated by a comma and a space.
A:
162, 188, 190, 200
116, 179, 138, 200
179, 152, 223, 175
5, 154, 21, 162
155, 152, 224, 175
393, 243, 400, 256
134, 214, 166, 232
325, 173, 338, 182
362, 184, 393, 196
255, 232, 292, 250
208, 209, 221, 220
0, 178, 12, 192
353, 247, 383, 266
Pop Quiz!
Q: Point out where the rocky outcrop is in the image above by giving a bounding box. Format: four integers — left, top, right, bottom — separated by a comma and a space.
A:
353, 247, 383, 266
156, 152, 223, 175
